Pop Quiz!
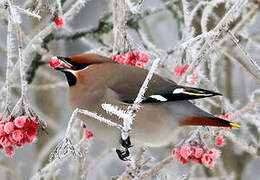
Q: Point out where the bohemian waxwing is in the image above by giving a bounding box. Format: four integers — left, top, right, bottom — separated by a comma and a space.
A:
50, 53, 240, 160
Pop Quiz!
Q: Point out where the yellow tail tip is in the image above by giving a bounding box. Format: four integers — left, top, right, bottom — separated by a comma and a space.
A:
230, 122, 240, 129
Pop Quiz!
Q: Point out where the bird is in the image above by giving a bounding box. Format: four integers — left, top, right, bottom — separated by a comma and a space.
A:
49, 53, 240, 160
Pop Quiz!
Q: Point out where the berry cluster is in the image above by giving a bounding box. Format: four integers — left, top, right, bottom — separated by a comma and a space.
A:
174, 64, 189, 76
54, 16, 64, 27
172, 144, 220, 168
0, 115, 38, 157
109, 51, 149, 68
174, 64, 197, 85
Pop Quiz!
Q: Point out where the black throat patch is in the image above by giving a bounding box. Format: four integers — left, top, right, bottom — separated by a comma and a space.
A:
63, 71, 77, 86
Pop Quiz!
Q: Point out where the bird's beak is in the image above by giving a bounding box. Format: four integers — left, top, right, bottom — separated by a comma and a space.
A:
49, 56, 74, 70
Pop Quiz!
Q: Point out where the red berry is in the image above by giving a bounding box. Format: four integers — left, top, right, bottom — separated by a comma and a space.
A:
115, 55, 125, 64
135, 61, 144, 68
207, 149, 219, 159
225, 112, 233, 119
182, 64, 189, 73
0, 123, 5, 136
109, 55, 116, 60
180, 144, 192, 159
16, 138, 26, 147
4, 122, 15, 134
26, 128, 37, 142
5, 146, 15, 157
174, 64, 190, 76
54, 17, 64, 27
0, 136, 11, 147
130, 59, 137, 66
12, 130, 24, 142
174, 66, 183, 76
84, 129, 93, 139
172, 148, 181, 159
215, 136, 224, 147
201, 153, 213, 168
8, 134, 16, 143
29, 119, 37, 128
139, 53, 149, 63
14, 116, 27, 128
125, 52, 135, 60
194, 147, 204, 158
133, 51, 140, 59
50, 56, 61, 68
180, 157, 188, 164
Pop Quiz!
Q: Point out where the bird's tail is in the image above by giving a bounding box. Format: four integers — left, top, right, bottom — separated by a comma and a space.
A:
180, 116, 240, 129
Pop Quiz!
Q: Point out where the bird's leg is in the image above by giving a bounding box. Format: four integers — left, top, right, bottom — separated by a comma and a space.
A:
116, 148, 130, 161
120, 136, 132, 149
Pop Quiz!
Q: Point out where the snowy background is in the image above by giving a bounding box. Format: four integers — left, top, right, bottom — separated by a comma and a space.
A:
0, 0, 259, 179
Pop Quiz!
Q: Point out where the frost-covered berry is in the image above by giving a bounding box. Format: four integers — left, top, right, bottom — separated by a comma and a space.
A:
0, 136, 11, 147
194, 147, 204, 158
180, 144, 192, 159
14, 116, 27, 128
0, 123, 5, 136
136, 61, 144, 68
139, 52, 149, 63
4, 122, 15, 134
201, 153, 214, 168
172, 148, 181, 159
5, 146, 15, 157
208, 149, 219, 159
12, 130, 24, 142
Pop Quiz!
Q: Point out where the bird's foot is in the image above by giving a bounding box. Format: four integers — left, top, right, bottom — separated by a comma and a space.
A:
120, 136, 132, 149
116, 148, 130, 161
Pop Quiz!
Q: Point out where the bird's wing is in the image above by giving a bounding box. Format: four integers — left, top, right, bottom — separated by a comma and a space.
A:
107, 63, 221, 104
141, 86, 221, 103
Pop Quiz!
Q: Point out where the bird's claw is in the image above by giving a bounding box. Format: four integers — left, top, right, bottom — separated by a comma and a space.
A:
120, 136, 132, 149
116, 148, 130, 161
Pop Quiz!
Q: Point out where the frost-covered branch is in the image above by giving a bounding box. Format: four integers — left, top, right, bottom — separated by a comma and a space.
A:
179, 0, 246, 84
227, 30, 260, 72
137, 156, 173, 179
113, 0, 127, 54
